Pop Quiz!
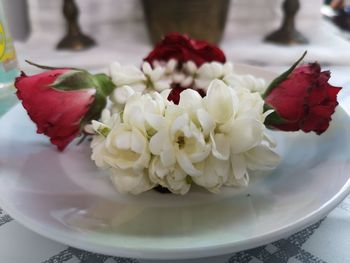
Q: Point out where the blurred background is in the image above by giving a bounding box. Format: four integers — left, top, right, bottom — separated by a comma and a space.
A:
3, 0, 350, 75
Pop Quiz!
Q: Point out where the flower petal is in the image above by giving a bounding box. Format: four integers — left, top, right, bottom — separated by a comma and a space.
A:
115, 131, 131, 150
145, 113, 166, 131
189, 143, 211, 163
178, 89, 202, 109
210, 132, 230, 160
193, 155, 229, 192
176, 151, 202, 177
196, 109, 215, 135
245, 145, 281, 170
149, 129, 167, 155
160, 148, 177, 167
229, 154, 249, 187
205, 79, 238, 124
230, 118, 264, 154
112, 85, 135, 104
110, 168, 154, 195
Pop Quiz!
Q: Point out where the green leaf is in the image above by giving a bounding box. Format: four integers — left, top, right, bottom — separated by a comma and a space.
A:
51, 70, 95, 91
262, 51, 307, 99
92, 73, 115, 96
263, 103, 288, 126
78, 74, 115, 128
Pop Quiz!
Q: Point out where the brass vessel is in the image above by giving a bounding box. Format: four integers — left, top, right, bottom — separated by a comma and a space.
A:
142, 0, 230, 44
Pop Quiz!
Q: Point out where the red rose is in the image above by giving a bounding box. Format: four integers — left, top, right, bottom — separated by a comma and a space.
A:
264, 63, 341, 135
144, 32, 226, 66
15, 68, 115, 151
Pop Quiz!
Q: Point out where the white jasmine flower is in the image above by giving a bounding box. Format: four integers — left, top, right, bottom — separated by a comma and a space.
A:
150, 111, 212, 177
109, 62, 147, 110
193, 155, 230, 193
174, 61, 198, 88
226, 144, 281, 187
109, 62, 146, 92
165, 59, 178, 74
142, 62, 171, 92
123, 92, 167, 135
152, 59, 178, 75
204, 80, 280, 186
149, 157, 190, 195
172, 72, 187, 85
104, 123, 151, 171
234, 90, 265, 121
180, 76, 194, 88
111, 85, 135, 105
110, 168, 155, 195
195, 62, 234, 90
91, 112, 151, 170
95, 60, 281, 195
226, 74, 267, 94
109, 61, 171, 108
183, 61, 197, 75
204, 79, 239, 126
177, 89, 214, 136
91, 135, 110, 169
90, 109, 155, 194
90, 110, 120, 169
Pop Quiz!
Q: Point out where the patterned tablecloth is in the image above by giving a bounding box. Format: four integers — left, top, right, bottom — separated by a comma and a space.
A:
0, 195, 349, 263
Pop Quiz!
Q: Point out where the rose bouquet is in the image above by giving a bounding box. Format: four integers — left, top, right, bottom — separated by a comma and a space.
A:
15, 33, 341, 195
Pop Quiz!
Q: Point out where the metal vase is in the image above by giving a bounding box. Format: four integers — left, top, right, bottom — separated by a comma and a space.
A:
142, 0, 230, 44
265, 0, 308, 45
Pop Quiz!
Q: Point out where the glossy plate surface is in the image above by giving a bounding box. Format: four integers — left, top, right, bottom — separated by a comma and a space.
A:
1, 65, 350, 260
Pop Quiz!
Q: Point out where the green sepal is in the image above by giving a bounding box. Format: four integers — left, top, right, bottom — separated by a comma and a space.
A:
51, 70, 95, 91
80, 93, 107, 128
263, 103, 288, 126
80, 73, 116, 128
262, 51, 307, 99
92, 73, 115, 96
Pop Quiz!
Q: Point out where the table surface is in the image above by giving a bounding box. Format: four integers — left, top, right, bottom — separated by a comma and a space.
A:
3, 16, 350, 262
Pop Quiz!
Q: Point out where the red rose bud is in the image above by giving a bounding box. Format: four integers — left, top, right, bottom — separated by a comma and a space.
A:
15, 68, 115, 151
264, 62, 341, 135
144, 32, 226, 66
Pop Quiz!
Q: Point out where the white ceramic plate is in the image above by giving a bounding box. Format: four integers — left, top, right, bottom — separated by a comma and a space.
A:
1, 65, 350, 260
